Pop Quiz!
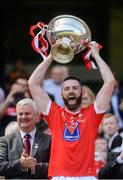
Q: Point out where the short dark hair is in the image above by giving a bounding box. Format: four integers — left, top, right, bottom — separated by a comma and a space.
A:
63, 76, 82, 85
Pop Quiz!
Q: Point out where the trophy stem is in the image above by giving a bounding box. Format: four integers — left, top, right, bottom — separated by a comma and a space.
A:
51, 41, 74, 64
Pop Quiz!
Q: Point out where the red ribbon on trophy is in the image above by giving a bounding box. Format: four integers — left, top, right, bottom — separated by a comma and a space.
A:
29, 21, 48, 60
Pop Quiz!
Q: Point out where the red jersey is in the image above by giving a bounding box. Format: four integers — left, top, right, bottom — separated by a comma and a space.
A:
44, 102, 104, 177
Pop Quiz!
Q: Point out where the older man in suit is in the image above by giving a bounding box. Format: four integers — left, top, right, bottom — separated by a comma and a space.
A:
0, 98, 51, 179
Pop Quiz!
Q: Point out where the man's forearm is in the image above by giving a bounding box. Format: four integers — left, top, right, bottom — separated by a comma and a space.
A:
94, 54, 115, 84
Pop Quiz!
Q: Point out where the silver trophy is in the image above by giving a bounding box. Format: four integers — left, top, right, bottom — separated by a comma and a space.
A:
45, 15, 91, 63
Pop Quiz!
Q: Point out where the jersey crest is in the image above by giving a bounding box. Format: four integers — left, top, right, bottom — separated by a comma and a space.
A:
64, 122, 80, 141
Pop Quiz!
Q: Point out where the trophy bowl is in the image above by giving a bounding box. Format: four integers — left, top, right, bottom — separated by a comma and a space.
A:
45, 15, 91, 64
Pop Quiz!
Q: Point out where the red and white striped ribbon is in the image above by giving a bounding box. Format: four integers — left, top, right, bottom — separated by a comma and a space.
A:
29, 21, 49, 60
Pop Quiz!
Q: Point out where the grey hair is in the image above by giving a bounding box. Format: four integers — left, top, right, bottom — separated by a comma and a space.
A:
16, 98, 39, 114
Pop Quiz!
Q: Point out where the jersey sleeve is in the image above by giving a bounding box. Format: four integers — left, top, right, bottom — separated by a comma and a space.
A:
94, 101, 107, 114
43, 102, 61, 130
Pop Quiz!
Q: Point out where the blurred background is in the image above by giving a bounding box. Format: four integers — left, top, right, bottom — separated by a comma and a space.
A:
0, 0, 123, 93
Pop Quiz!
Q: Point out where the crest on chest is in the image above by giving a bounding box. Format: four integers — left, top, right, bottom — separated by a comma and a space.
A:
62, 110, 84, 142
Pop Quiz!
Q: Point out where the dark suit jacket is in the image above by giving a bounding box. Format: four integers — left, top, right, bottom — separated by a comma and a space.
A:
109, 134, 122, 152
0, 129, 51, 179
98, 152, 123, 179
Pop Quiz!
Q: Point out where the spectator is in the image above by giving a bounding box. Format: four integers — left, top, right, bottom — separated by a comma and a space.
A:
0, 98, 51, 179
101, 113, 123, 153
28, 41, 115, 179
6, 58, 29, 85
0, 77, 31, 136
108, 79, 123, 128
42, 65, 70, 106
81, 85, 95, 108
60, 65, 70, 80
94, 136, 108, 174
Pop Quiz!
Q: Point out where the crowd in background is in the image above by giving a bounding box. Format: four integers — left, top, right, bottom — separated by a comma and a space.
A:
0, 58, 123, 179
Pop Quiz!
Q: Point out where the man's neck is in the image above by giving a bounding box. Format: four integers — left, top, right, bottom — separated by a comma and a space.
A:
65, 106, 81, 114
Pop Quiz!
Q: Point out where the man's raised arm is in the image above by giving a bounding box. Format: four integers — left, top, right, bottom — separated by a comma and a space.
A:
28, 54, 53, 113
89, 42, 116, 112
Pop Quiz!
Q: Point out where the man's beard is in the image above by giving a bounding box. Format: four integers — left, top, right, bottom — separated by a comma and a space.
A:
62, 93, 82, 111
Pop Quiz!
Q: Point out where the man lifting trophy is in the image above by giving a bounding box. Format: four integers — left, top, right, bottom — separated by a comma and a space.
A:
28, 14, 116, 180
29, 14, 102, 69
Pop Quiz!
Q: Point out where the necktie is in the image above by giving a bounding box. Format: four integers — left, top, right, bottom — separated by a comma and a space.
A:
23, 134, 31, 155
